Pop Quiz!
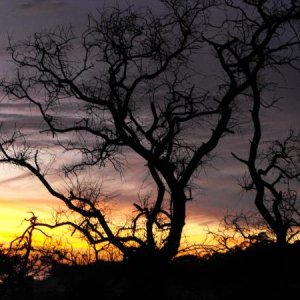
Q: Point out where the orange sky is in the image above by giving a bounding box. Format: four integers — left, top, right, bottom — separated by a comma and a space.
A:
0, 164, 218, 250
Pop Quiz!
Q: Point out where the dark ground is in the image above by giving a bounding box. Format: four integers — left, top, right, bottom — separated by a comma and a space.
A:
2, 243, 300, 300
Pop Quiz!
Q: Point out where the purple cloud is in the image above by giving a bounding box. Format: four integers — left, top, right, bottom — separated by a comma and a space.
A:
16, 0, 66, 15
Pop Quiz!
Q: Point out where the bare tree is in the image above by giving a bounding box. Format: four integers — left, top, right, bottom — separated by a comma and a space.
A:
204, 211, 273, 255
0, 213, 53, 300
0, 0, 300, 263
233, 130, 300, 245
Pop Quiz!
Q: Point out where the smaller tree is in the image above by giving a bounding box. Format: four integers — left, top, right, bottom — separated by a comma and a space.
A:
204, 211, 272, 255
0, 214, 48, 299
233, 130, 300, 246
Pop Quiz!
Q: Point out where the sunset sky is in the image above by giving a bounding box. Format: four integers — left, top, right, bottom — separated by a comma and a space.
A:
0, 0, 299, 250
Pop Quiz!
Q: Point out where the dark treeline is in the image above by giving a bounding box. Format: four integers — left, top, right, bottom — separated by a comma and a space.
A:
1, 239, 300, 300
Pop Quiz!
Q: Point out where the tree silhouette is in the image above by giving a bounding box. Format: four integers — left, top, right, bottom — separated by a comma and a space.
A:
234, 130, 300, 245
0, 214, 50, 300
204, 211, 272, 255
0, 0, 300, 263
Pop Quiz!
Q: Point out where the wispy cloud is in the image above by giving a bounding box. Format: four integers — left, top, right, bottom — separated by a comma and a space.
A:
16, 0, 66, 16
0, 172, 32, 185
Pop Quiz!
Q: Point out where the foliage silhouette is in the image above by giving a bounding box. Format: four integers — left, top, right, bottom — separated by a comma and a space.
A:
15, 241, 300, 300
1, 215, 300, 300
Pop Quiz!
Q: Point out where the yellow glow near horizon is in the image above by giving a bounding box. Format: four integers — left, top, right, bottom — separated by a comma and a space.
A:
0, 167, 219, 256
0, 195, 217, 256
0, 198, 55, 243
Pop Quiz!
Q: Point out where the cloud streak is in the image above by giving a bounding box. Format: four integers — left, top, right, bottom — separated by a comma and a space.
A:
0, 173, 33, 185
16, 0, 66, 16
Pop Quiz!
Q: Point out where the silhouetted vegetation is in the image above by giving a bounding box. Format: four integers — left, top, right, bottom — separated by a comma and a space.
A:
1, 212, 300, 299
1, 237, 300, 300
1, 207, 300, 299
234, 124, 300, 245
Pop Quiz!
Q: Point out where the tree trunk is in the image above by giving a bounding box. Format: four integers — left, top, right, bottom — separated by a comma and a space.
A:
275, 227, 288, 247
161, 188, 186, 261
126, 188, 186, 264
